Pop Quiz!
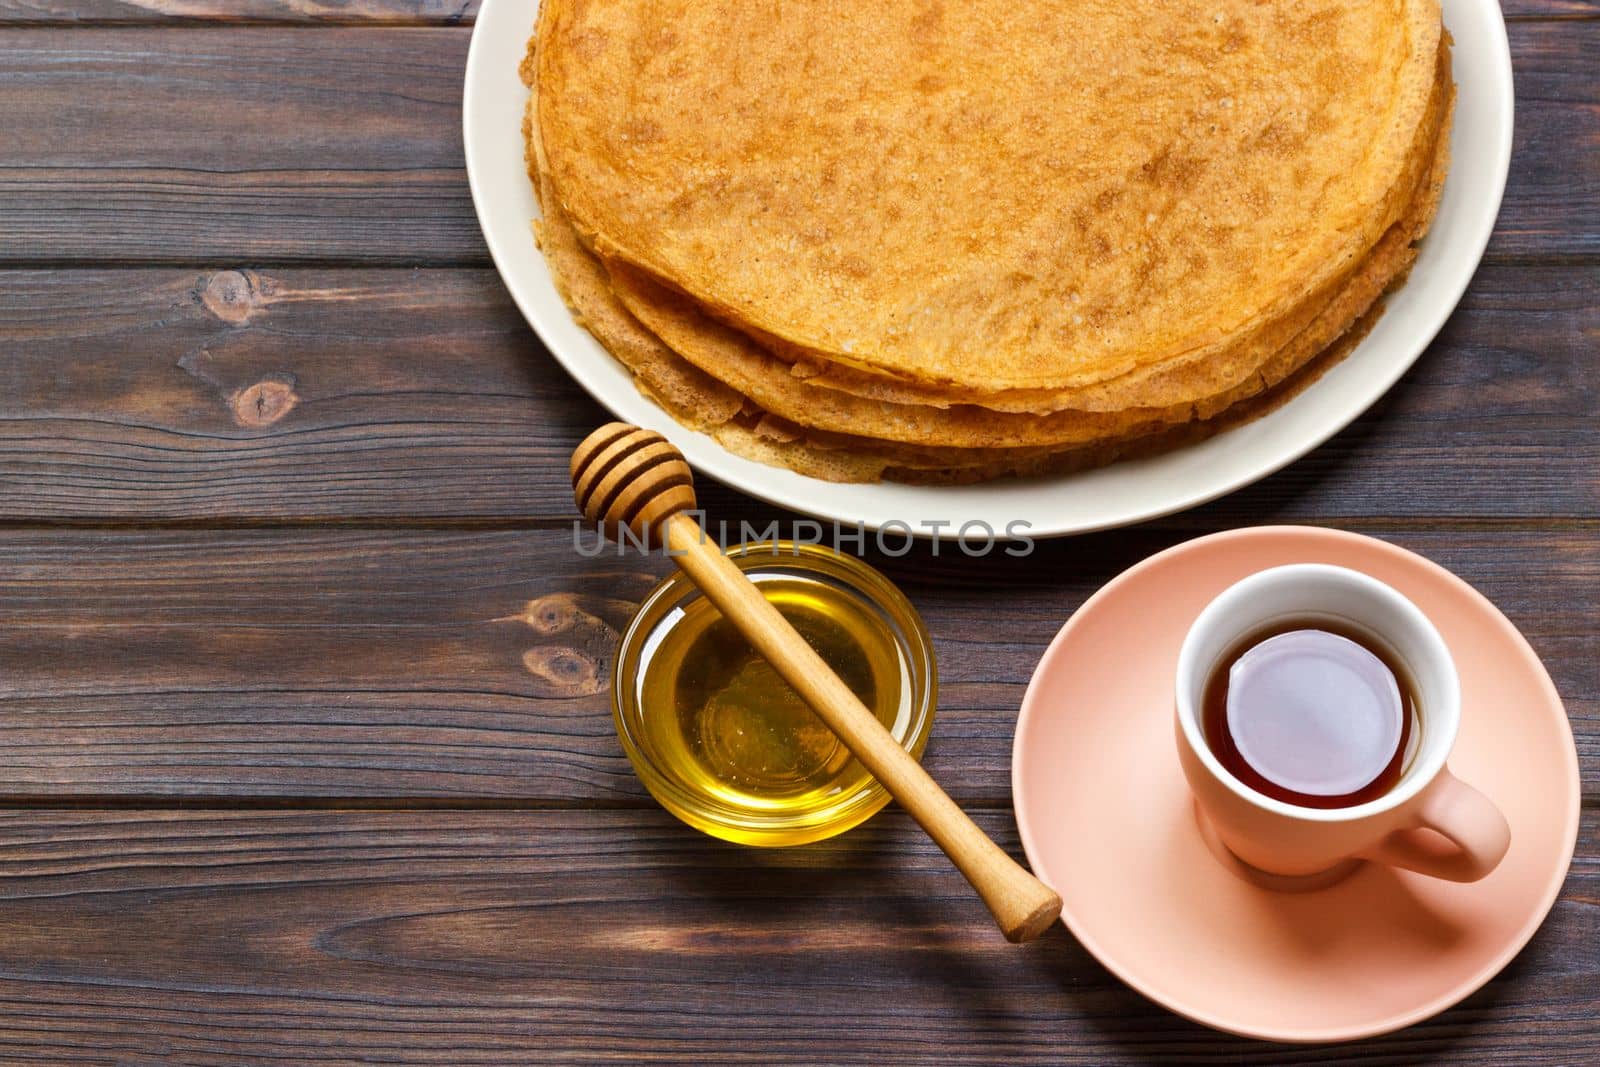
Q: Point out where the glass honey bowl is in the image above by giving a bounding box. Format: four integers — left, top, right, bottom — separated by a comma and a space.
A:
613, 541, 937, 847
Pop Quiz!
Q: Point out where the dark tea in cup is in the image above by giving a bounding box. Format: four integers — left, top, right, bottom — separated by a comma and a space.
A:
1202, 617, 1420, 809
1178, 563, 1509, 885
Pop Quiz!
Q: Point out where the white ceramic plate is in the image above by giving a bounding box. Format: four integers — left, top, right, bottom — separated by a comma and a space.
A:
464, 0, 1512, 539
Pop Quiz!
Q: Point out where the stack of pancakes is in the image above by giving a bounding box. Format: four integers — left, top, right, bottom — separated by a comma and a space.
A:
524, 0, 1453, 484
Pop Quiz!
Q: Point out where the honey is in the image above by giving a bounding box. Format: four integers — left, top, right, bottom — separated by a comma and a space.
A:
613, 542, 936, 846
637, 576, 908, 812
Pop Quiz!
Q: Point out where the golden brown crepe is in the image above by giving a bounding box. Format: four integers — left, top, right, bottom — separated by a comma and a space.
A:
597, 54, 1449, 449
526, 85, 1451, 481
522, 0, 1453, 483
536, 0, 1441, 397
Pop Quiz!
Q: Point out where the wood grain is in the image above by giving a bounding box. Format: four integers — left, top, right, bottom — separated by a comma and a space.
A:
0, 267, 590, 519
0, 808, 1586, 1065
1, 264, 1594, 521
0, 27, 481, 265
0, 525, 1590, 803
0, 23, 1592, 265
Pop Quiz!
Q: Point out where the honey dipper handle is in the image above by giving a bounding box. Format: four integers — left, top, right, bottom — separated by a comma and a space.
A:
662, 513, 1062, 942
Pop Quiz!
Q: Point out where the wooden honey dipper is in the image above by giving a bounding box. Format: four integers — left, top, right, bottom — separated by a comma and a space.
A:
572, 423, 1063, 942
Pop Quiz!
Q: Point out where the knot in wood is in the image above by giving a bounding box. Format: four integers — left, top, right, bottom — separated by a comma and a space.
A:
522, 646, 604, 697
200, 270, 264, 325
522, 592, 582, 635
231, 378, 299, 427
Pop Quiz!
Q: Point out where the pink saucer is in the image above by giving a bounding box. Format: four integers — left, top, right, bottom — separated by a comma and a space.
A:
1012, 526, 1580, 1042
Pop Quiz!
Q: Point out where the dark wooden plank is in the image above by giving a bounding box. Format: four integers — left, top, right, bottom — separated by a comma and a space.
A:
0, 525, 1590, 802
0, 0, 1589, 26
0, 23, 1591, 264
0, 27, 481, 265
1492, 22, 1600, 261
1504, 0, 1600, 15
1, 264, 1593, 521
0, 268, 586, 519
0, 807, 1586, 1064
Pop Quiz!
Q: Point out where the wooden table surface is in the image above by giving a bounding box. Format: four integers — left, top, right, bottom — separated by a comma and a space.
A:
0, 1, 1595, 1063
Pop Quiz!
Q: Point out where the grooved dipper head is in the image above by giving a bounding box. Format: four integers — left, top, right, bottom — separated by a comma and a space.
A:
570, 423, 697, 548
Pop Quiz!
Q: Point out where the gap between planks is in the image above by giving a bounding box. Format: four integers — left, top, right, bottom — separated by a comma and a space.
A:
0, 250, 1595, 272
0, 796, 1590, 811
0, 795, 1001, 811
0, 517, 1591, 533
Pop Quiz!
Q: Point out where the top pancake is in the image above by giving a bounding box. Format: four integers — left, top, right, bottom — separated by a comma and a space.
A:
537, 0, 1441, 394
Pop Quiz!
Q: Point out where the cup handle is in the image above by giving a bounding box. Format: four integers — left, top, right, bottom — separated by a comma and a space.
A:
1360, 768, 1511, 882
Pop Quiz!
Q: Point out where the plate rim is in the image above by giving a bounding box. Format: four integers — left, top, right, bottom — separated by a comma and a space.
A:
463, 0, 1514, 540
1010, 525, 1581, 1043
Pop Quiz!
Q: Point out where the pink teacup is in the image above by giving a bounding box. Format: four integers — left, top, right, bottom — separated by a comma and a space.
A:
1175, 563, 1511, 887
